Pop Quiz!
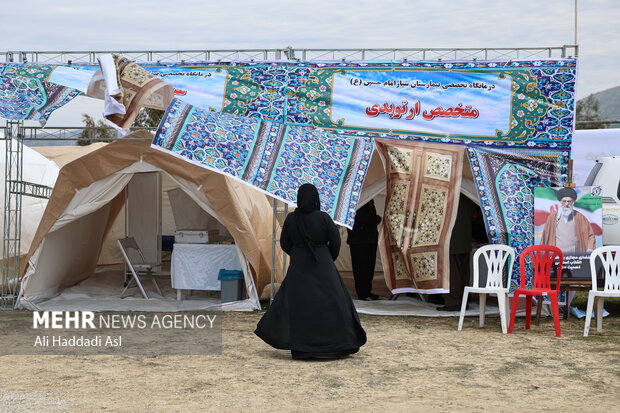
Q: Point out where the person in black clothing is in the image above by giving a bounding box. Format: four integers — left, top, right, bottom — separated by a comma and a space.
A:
437, 194, 477, 311
255, 183, 367, 360
347, 200, 382, 301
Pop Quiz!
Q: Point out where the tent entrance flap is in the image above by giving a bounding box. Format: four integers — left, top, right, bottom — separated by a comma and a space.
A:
127, 172, 161, 266
22, 204, 112, 301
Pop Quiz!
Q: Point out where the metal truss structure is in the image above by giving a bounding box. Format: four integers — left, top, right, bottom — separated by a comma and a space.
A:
2, 122, 24, 309
0, 46, 580, 309
2, 45, 578, 64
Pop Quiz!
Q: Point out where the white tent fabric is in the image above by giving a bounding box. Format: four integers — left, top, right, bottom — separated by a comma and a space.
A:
35, 143, 134, 266
55, 168, 134, 232
0, 140, 59, 257
96, 54, 126, 122
353, 296, 500, 317
23, 269, 259, 312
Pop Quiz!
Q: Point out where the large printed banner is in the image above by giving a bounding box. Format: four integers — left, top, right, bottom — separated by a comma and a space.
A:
0, 57, 578, 293
152, 98, 374, 228
288, 61, 576, 148
376, 140, 464, 293
1, 58, 576, 148
330, 70, 508, 137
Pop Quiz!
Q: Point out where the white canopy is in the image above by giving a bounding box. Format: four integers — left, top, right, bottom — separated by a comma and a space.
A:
0, 139, 59, 258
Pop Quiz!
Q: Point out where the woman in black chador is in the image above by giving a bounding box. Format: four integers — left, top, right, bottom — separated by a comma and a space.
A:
255, 183, 367, 360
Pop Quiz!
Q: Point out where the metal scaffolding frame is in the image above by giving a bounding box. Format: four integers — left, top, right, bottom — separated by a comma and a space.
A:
0, 46, 580, 309
2, 121, 24, 309
2, 45, 578, 64
17, 125, 156, 143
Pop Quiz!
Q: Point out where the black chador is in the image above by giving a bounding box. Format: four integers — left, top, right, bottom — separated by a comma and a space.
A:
255, 184, 367, 359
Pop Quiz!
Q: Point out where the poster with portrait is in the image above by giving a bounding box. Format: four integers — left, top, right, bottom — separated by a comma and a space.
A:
534, 186, 603, 277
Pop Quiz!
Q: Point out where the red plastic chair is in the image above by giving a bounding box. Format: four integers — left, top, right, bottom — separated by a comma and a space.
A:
508, 245, 563, 337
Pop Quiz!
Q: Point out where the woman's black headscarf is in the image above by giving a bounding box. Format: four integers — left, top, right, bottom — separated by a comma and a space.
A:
295, 183, 321, 261
296, 183, 321, 213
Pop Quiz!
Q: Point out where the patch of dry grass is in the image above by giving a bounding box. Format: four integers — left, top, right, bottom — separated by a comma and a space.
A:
0, 305, 618, 412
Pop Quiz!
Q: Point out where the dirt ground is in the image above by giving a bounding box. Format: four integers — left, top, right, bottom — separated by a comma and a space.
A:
1, 298, 619, 413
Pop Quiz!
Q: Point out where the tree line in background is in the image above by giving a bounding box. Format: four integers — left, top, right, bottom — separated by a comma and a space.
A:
77, 108, 164, 146
576, 94, 609, 130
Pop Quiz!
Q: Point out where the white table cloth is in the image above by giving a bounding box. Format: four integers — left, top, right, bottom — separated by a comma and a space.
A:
171, 244, 242, 292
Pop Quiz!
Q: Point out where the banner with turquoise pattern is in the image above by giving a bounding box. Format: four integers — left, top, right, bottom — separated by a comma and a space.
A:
0, 64, 81, 125
2, 59, 576, 149
152, 98, 374, 228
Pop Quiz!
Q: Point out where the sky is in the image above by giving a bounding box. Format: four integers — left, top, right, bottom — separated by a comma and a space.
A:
2, 0, 619, 126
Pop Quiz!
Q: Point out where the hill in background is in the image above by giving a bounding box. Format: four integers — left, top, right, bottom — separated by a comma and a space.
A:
582, 85, 620, 122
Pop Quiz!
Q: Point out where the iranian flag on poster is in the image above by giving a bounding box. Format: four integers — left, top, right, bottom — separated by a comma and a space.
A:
534, 186, 603, 245
533, 186, 603, 279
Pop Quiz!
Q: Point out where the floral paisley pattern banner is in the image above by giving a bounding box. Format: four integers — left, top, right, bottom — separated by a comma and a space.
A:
152, 98, 374, 228
466, 146, 567, 290
1, 59, 576, 148
0, 64, 81, 125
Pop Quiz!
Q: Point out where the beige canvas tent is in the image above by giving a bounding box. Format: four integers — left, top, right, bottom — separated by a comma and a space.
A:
33, 142, 226, 269
17, 130, 276, 310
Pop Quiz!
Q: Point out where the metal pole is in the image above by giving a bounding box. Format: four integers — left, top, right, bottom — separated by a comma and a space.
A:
2, 121, 23, 309
574, 0, 578, 47
1, 122, 7, 308
281, 203, 288, 285
270, 199, 289, 304
270, 198, 277, 303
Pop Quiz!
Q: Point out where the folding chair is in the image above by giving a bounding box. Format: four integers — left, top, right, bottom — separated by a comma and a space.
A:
117, 237, 162, 299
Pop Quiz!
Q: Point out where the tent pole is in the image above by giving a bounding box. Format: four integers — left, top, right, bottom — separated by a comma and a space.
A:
281, 204, 288, 285
2, 121, 23, 310
270, 198, 277, 303
270, 199, 288, 305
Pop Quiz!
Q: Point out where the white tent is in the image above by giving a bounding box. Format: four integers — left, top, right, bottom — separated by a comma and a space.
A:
17, 133, 484, 311
0, 139, 59, 261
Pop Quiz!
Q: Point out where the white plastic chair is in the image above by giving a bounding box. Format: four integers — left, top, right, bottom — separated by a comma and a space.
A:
458, 244, 515, 334
584, 246, 620, 336
118, 237, 162, 299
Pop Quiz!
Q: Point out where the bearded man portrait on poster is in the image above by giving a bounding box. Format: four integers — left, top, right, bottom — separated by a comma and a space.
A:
540, 187, 596, 254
